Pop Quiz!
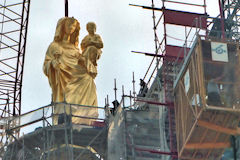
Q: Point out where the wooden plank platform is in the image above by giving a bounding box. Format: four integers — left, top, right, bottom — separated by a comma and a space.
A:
174, 38, 240, 160
178, 110, 240, 159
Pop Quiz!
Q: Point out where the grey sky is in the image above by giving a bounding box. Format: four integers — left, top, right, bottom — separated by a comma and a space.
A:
22, 0, 219, 113
22, 0, 155, 113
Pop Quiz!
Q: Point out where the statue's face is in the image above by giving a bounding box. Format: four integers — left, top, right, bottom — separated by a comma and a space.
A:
87, 24, 96, 35
64, 19, 77, 35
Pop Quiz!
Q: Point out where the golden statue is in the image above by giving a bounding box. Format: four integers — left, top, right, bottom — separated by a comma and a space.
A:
43, 17, 80, 103
81, 22, 103, 66
43, 18, 103, 125
65, 22, 103, 124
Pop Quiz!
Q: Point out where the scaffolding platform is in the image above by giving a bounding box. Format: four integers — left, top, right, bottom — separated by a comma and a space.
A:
108, 99, 174, 160
1, 103, 107, 160
174, 37, 240, 159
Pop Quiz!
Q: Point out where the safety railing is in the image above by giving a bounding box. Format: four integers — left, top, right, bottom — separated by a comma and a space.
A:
3, 103, 107, 136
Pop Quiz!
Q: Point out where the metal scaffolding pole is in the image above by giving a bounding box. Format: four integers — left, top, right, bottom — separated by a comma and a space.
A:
0, 0, 31, 117
0, 0, 31, 151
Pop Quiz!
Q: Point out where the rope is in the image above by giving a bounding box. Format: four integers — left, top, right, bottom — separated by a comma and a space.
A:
166, 34, 193, 42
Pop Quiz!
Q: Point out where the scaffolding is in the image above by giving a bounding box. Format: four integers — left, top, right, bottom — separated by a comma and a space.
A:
1, 0, 240, 160
108, 97, 174, 160
0, 0, 31, 117
0, 0, 31, 154
127, 0, 240, 159
130, 0, 207, 159
208, 0, 240, 40
0, 103, 107, 160
174, 36, 240, 159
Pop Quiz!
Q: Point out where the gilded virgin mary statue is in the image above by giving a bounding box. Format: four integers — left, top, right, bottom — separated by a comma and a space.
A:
43, 17, 81, 103
43, 17, 103, 125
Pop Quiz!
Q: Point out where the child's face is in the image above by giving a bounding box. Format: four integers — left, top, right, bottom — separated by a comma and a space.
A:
87, 24, 96, 35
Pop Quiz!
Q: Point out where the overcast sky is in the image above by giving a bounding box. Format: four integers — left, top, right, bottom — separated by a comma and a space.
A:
22, 0, 219, 113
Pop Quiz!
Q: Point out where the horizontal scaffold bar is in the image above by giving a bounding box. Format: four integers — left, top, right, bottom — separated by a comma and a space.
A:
136, 99, 173, 106
197, 120, 240, 135
185, 142, 230, 149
